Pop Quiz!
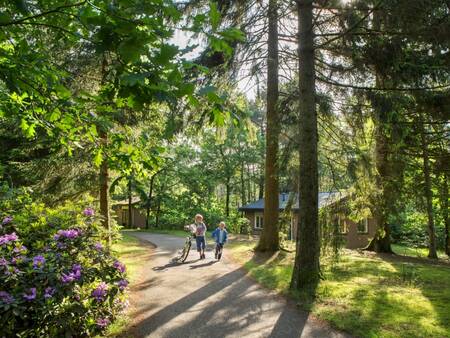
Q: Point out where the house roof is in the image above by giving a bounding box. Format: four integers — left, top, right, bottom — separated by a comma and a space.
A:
113, 197, 141, 206
238, 192, 345, 211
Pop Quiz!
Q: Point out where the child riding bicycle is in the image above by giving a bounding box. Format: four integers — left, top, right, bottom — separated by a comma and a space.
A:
211, 221, 228, 260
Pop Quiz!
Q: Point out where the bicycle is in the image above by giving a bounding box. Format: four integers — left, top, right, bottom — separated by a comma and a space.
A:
172, 226, 194, 263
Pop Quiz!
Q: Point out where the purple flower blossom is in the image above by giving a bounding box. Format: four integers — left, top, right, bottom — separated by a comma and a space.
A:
0, 291, 14, 304
94, 242, 103, 251
0, 258, 8, 266
13, 244, 27, 254
23, 288, 36, 301
96, 318, 110, 328
83, 207, 95, 217
2, 216, 13, 225
117, 279, 128, 291
60, 264, 82, 283
0, 232, 18, 246
44, 287, 55, 299
33, 255, 45, 269
53, 229, 81, 241
91, 282, 108, 302
113, 260, 126, 273
11, 256, 26, 265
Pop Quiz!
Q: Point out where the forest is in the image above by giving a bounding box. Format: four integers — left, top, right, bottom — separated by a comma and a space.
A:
0, 0, 449, 337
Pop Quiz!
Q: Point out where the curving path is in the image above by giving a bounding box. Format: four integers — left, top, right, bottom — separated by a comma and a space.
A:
125, 232, 351, 338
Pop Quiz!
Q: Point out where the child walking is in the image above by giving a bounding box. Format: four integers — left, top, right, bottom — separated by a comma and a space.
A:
191, 214, 207, 259
211, 221, 228, 260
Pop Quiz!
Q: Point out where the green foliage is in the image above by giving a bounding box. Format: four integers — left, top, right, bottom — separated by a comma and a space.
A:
0, 185, 128, 336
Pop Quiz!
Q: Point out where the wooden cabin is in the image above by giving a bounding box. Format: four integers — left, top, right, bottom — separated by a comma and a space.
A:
238, 192, 376, 249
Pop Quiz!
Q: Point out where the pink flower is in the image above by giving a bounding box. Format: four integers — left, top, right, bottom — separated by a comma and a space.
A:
83, 207, 95, 216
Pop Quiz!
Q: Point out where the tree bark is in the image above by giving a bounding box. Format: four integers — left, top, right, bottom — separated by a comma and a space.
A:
127, 177, 132, 228
364, 9, 393, 254
145, 173, 156, 229
240, 161, 246, 207
225, 178, 231, 217
155, 197, 161, 228
420, 123, 438, 259
291, 0, 320, 289
99, 56, 111, 246
99, 131, 111, 246
256, 0, 279, 252
442, 173, 450, 257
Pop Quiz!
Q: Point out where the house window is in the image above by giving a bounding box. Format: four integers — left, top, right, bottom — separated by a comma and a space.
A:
255, 213, 264, 229
337, 215, 348, 234
357, 218, 369, 234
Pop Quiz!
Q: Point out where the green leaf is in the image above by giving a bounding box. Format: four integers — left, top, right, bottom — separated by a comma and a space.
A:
209, 2, 221, 31
94, 149, 103, 167
155, 44, 179, 65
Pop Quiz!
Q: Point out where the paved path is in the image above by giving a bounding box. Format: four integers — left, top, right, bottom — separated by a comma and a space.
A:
126, 233, 351, 338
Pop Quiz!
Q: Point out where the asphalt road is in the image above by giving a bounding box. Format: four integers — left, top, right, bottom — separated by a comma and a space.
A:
125, 232, 351, 338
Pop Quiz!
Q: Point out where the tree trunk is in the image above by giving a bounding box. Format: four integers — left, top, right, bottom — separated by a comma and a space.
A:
256, 0, 279, 252
421, 123, 438, 259
128, 177, 132, 228
99, 131, 111, 246
291, 0, 320, 289
225, 178, 231, 217
365, 117, 393, 253
155, 197, 161, 228
99, 56, 111, 246
442, 173, 450, 257
364, 10, 393, 254
240, 161, 246, 207
145, 173, 156, 229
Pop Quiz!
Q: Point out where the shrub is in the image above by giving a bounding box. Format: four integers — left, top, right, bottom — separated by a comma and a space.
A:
0, 186, 128, 337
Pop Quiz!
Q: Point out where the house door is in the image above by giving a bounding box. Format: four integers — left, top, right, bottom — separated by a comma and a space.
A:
121, 208, 128, 226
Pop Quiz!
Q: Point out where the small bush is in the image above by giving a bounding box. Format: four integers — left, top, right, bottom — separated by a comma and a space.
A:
0, 186, 128, 337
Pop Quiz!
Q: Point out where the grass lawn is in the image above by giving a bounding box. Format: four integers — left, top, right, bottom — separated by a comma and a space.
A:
392, 244, 448, 260
102, 232, 150, 337
229, 239, 450, 338
122, 228, 188, 238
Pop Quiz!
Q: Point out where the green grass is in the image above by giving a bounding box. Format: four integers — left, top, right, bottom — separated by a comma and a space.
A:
122, 228, 187, 238
229, 240, 450, 338
392, 244, 447, 260
102, 233, 150, 337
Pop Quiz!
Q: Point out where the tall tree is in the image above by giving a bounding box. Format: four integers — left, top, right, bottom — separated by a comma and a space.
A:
256, 0, 280, 252
291, 0, 320, 288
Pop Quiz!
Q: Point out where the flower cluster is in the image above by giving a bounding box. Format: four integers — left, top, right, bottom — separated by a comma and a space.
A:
0, 232, 18, 246
33, 255, 45, 269
61, 264, 82, 283
53, 229, 81, 241
0, 200, 128, 337
113, 260, 126, 273
2, 216, 13, 225
0, 290, 14, 304
83, 208, 95, 217
91, 282, 108, 302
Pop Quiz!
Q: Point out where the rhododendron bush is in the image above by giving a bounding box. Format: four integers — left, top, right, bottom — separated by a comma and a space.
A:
0, 187, 128, 336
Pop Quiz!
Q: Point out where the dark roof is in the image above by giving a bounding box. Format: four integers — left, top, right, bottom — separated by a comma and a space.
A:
238, 192, 345, 211
113, 197, 141, 206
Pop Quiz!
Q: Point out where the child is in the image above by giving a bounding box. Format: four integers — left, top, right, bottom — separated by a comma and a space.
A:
211, 222, 228, 260
189, 214, 207, 260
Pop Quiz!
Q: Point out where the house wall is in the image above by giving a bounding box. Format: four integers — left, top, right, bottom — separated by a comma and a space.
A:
244, 210, 375, 249
343, 217, 376, 249
112, 205, 146, 228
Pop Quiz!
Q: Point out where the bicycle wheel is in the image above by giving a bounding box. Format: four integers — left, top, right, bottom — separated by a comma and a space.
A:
179, 238, 191, 263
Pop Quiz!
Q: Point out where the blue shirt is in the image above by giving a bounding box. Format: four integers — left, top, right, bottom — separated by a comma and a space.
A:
212, 228, 228, 244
